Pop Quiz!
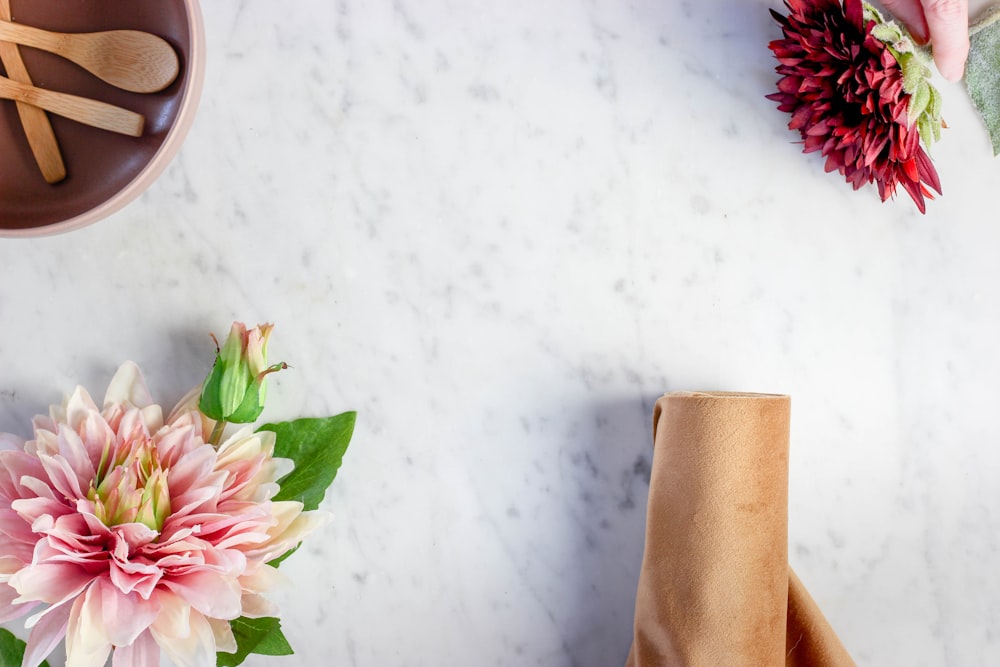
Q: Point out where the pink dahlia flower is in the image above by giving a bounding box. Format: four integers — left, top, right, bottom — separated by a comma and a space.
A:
0, 362, 325, 667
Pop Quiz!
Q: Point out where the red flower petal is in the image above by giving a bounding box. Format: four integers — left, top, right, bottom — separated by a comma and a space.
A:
766, 0, 941, 213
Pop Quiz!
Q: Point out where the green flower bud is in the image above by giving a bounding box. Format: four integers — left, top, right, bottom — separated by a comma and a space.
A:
199, 322, 287, 423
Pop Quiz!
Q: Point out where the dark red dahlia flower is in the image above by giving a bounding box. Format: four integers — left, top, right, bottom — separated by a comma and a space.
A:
767, 0, 941, 213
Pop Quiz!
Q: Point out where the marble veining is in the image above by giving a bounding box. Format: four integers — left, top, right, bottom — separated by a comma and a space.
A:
4, 0, 1000, 665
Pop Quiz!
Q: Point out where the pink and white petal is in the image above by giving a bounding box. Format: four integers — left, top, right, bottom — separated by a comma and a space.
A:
112, 523, 158, 549
261, 456, 294, 485
63, 388, 101, 432
0, 432, 24, 451
111, 629, 160, 667
64, 586, 112, 667
109, 566, 161, 601
37, 454, 86, 502
0, 554, 28, 576
207, 617, 237, 654
69, 414, 107, 476
26, 429, 60, 457
246, 506, 328, 562
0, 507, 39, 543
0, 582, 35, 623
98, 579, 161, 646
33, 525, 105, 566
165, 386, 204, 425
22, 598, 72, 667
114, 410, 155, 448
140, 405, 164, 432
166, 484, 225, 522
166, 446, 222, 498
12, 562, 94, 606
161, 571, 243, 620
239, 592, 279, 619
0, 451, 43, 500
30, 412, 58, 436
103, 363, 153, 411
151, 424, 199, 468
214, 432, 265, 468
147, 591, 191, 639
239, 564, 289, 595
16, 476, 58, 501
194, 509, 271, 550
151, 609, 215, 667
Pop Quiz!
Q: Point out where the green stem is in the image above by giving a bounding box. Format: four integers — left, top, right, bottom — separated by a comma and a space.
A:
209, 419, 227, 446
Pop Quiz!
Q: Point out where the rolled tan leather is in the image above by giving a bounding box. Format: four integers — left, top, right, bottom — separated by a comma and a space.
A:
625, 391, 854, 667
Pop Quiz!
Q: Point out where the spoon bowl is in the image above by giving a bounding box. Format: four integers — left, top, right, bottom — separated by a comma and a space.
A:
0, 20, 180, 93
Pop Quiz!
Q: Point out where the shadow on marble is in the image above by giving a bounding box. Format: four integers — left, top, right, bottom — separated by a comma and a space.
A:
0, 324, 214, 440
555, 395, 657, 667
663, 0, 787, 125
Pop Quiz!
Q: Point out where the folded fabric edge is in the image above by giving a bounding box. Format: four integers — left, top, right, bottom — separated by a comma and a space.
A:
626, 569, 857, 667
786, 567, 857, 667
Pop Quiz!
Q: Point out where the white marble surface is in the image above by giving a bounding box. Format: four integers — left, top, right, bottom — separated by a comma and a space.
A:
4, 0, 1000, 664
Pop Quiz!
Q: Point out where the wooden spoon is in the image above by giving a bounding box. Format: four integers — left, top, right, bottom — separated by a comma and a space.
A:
0, 1, 65, 183
0, 75, 144, 136
0, 20, 179, 94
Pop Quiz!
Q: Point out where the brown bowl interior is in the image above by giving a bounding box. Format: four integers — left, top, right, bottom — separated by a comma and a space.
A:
0, 0, 192, 231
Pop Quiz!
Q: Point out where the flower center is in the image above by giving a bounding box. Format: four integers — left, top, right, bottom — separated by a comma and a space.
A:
87, 438, 171, 532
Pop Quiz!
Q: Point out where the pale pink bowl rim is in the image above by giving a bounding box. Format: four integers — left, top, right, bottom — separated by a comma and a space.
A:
0, 0, 206, 239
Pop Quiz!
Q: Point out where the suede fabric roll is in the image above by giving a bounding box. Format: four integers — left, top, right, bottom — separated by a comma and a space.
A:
786, 568, 856, 666
625, 392, 855, 667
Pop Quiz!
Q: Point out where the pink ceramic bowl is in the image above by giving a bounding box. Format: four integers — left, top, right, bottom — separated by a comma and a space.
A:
0, 0, 205, 237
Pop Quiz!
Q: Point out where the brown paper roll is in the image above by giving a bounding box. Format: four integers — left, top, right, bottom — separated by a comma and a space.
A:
625, 391, 854, 667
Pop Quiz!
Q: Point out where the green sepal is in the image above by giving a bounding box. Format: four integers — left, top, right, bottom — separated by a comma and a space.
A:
216, 617, 293, 667
0, 629, 49, 667
198, 358, 227, 421
224, 381, 265, 424
259, 412, 356, 512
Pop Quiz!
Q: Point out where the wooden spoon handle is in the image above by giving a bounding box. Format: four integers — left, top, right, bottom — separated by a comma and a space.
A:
0, 75, 144, 137
0, 0, 65, 183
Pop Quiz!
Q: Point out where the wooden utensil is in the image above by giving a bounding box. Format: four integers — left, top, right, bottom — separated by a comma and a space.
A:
0, 1, 65, 183
0, 75, 144, 136
0, 20, 180, 94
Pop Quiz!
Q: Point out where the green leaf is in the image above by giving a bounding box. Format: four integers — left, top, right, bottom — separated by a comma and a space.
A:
871, 22, 901, 46
217, 617, 293, 667
259, 412, 356, 512
908, 81, 931, 120
267, 544, 300, 568
918, 116, 933, 150
0, 629, 49, 667
900, 53, 924, 94
967, 7, 1000, 155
